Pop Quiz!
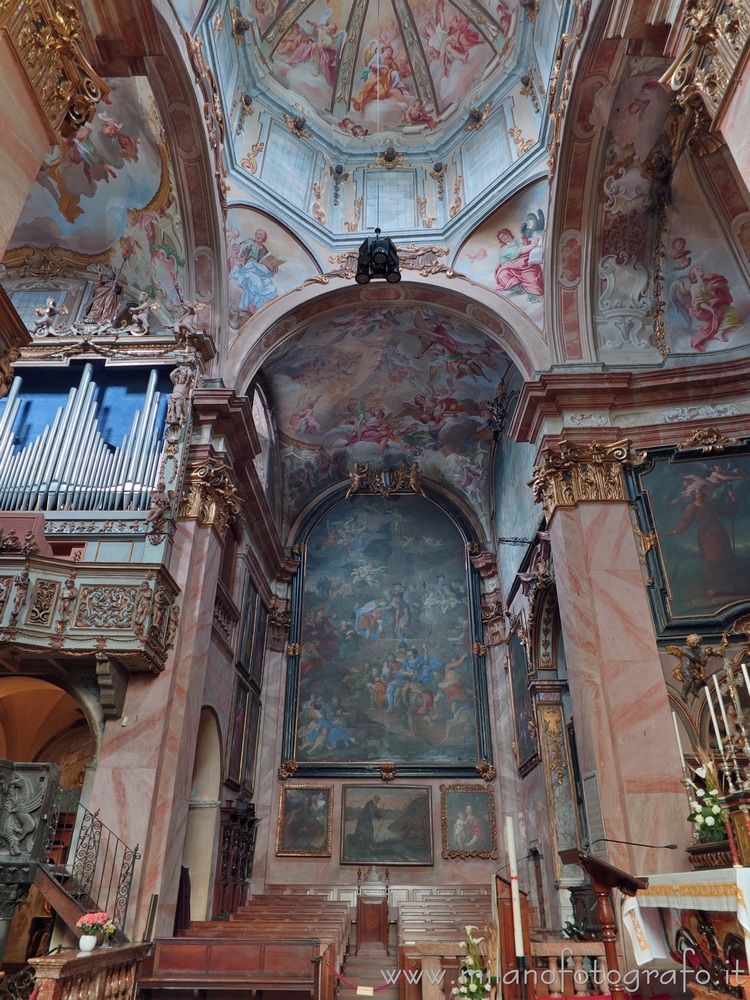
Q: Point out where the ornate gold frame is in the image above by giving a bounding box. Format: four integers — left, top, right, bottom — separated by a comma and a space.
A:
275, 784, 333, 857
440, 782, 498, 860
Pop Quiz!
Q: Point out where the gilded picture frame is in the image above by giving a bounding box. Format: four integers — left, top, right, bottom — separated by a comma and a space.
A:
340, 785, 433, 865
224, 672, 250, 789
440, 783, 497, 859
507, 627, 539, 775
276, 784, 333, 857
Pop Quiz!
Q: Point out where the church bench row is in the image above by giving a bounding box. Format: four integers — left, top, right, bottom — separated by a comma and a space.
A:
138, 937, 329, 998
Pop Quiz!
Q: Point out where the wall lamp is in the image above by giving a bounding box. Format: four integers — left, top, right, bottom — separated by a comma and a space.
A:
355, 228, 401, 284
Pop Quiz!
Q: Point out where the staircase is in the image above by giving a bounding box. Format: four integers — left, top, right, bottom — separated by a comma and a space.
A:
337, 945, 400, 1000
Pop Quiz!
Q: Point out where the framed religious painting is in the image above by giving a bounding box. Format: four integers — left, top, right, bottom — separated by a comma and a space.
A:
440, 783, 498, 859
507, 627, 539, 774
225, 673, 250, 789
627, 436, 750, 639
280, 486, 493, 778
276, 785, 333, 857
340, 785, 433, 865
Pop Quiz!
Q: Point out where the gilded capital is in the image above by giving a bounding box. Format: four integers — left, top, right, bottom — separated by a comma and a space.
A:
530, 439, 632, 520
178, 459, 243, 539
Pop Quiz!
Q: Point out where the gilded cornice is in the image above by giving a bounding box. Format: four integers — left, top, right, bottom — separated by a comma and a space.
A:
529, 439, 634, 520
0, 0, 109, 140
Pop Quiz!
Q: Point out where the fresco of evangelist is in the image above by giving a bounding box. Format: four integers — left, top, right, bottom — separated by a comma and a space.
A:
226, 207, 319, 327
294, 493, 478, 765
455, 179, 548, 329
665, 165, 750, 355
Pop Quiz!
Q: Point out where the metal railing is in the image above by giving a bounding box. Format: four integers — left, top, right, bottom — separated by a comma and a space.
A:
0, 963, 37, 1000
40, 786, 140, 941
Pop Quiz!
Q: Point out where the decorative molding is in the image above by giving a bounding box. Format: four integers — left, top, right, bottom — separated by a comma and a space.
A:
661, 0, 750, 128
278, 759, 298, 780
475, 759, 496, 781
344, 460, 427, 499
464, 101, 492, 130
530, 439, 636, 520
179, 459, 243, 540
677, 426, 741, 453
0, 0, 109, 140
380, 762, 396, 781
540, 706, 566, 786
481, 599, 506, 647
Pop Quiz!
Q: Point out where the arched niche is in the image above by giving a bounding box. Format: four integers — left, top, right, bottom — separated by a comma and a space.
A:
280, 477, 493, 779
182, 707, 222, 921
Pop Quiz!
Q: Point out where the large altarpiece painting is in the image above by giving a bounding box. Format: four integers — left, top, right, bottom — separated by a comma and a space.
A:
282, 488, 491, 777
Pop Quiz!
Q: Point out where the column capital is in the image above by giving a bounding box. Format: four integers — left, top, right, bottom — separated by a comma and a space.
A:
530, 439, 640, 521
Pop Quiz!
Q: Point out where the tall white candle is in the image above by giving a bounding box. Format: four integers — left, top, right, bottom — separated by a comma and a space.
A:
705, 686, 725, 756
672, 710, 687, 777
714, 673, 732, 738
505, 815, 525, 959
740, 662, 750, 702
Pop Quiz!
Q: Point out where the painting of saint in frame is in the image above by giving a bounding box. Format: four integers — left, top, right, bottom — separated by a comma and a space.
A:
276, 785, 333, 857
441, 783, 497, 859
507, 628, 539, 774
341, 785, 432, 865
630, 445, 750, 634
286, 492, 490, 773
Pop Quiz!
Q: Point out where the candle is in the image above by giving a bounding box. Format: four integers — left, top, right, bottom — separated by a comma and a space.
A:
740, 662, 750, 701
672, 710, 687, 777
706, 686, 731, 784
714, 673, 732, 739
505, 815, 525, 959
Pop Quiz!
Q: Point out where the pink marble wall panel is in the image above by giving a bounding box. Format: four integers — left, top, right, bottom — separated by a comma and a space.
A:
0, 39, 50, 258
550, 502, 688, 875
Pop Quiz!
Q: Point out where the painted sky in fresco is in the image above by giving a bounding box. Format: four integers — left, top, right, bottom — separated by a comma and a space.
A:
263, 305, 510, 533
10, 78, 164, 256
454, 178, 548, 329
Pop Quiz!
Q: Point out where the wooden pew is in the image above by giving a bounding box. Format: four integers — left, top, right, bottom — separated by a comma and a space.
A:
138, 937, 327, 998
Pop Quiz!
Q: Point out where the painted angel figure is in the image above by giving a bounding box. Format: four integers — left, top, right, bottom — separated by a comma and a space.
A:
306, 9, 346, 87
494, 209, 545, 301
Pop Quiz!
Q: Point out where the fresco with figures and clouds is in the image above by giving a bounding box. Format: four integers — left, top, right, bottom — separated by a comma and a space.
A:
8, 77, 186, 310
264, 306, 510, 534
454, 179, 548, 329
255, 0, 518, 138
225, 207, 320, 328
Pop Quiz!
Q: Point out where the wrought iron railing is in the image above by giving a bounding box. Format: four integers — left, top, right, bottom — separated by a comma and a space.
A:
40, 786, 140, 941
0, 962, 37, 1000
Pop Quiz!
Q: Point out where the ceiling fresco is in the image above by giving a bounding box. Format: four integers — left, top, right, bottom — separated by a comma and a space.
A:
6, 77, 186, 310
226, 0, 529, 147
263, 304, 511, 535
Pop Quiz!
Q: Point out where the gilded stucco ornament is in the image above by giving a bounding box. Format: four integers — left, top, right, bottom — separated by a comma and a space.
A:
178, 460, 243, 540
344, 460, 427, 498
0, 0, 109, 140
529, 439, 634, 521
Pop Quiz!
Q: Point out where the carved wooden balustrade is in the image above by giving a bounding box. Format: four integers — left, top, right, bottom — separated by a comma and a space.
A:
530, 939, 609, 997
28, 943, 150, 1000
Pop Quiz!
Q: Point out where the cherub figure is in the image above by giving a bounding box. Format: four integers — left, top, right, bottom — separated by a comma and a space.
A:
129, 291, 156, 336
666, 633, 728, 701
170, 299, 205, 339
32, 298, 66, 337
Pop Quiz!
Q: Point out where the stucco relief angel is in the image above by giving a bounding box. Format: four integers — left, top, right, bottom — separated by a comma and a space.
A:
0, 774, 46, 856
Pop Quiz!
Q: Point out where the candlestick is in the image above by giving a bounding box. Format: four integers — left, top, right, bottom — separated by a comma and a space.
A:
505, 815, 525, 959
714, 672, 743, 789
706, 684, 737, 791
672, 710, 687, 779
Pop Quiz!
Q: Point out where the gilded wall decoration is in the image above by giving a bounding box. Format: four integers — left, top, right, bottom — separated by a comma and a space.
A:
530, 439, 634, 521
73, 586, 139, 630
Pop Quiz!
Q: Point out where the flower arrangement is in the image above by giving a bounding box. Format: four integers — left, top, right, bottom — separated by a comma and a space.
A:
687, 758, 727, 844
453, 926, 492, 997
76, 912, 116, 939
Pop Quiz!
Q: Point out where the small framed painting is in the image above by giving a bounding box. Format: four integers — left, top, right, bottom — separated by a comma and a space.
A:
276, 785, 333, 857
440, 783, 498, 859
340, 785, 433, 865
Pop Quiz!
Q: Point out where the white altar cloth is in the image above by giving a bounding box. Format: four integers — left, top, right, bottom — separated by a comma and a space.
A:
622, 868, 750, 966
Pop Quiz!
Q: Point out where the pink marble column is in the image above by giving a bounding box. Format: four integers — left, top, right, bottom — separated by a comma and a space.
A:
87, 516, 223, 938
549, 501, 687, 875
0, 37, 51, 257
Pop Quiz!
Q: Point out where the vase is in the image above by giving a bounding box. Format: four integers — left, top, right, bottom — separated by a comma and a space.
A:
78, 934, 98, 952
